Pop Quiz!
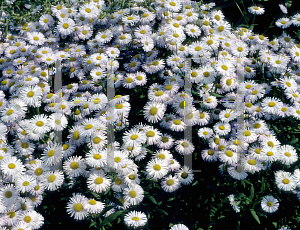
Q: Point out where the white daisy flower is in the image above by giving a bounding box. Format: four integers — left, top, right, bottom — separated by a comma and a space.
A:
145, 158, 169, 180
122, 128, 147, 147
66, 193, 89, 220
87, 171, 111, 193
122, 14, 140, 25
161, 175, 181, 193
261, 97, 283, 115
41, 170, 64, 191
95, 29, 114, 44
15, 174, 37, 193
213, 121, 232, 136
248, 6, 265, 15
0, 156, 25, 181
279, 145, 298, 165
227, 194, 241, 213
291, 13, 300, 27
227, 165, 248, 180
79, 3, 99, 19
188, 41, 207, 56
57, 18, 75, 36
275, 171, 297, 191
124, 211, 147, 229
19, 85, 43, 107
260, 145, 280, 163
143, 101, 166, 123
0, 184, 19, 206
63, 156, 86, 178
18, 210, 44, 229
275, 17, 292, 29
200, 2, 216, 10
279, 4, 288, 14
84, 199, 105, 214
241, 156, 263, 173
170, 224, 189, 230
39, 14, 54, 29
184, 24, 201, 38
175, 139, 195, 155
198, 127, 214, 140
215, 58, 235, 77
123, 183, 144, 206
202, 96, 218, 110
175, 165, 194, 185
0, 104, 24, 123
165, 0, 182, 12
169, 117, 186, 132
105, 47, 120, 59
41, 143, 63, 166
141, 35, 155, 52
29, 114, 51, 135
27, 32, 45, 46
261, 195, 279, 213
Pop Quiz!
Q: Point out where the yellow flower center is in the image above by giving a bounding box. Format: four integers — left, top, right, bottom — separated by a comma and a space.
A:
8, 163, 15, 169
268, 102, 275, 107
36, 121, 44, 127
63, 23, 69, 29
48, 175, 56, 182
24, 216, 31, 223
74, 203, 83, 212
221, 65, 228, 70
93, 137, 101, 144
248, 159, 256, 165
153, 164, 161, 171
129, 190, 137, 198
70, 162, 79, 169
6, 109, 14, 115
35, 168, 43, 176
95, 177, 103, 184
27, 91, 34, 97
283, 179, 289, 184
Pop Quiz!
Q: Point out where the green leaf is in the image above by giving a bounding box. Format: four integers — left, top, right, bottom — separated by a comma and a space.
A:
243, 179, 253, 186
147, 195, 157, 204
89, 221, 97, 228
102, 211, 124, 226
250, 209, 260, 224
159, 209, 168, 216
249, 185, 254, 200
209, 92, 224, 97
109, 196, 124, 207
192, 180, 198, 186
117, 217, 121, 224
91, 192, 100, 199
168, 197, 176, 201
261, 177, 265, 193
272, 222, 277, 228
289, 138, 299, 145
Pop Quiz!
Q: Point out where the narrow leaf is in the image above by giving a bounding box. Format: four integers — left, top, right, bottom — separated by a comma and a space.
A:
102, 211, 124, 226
250, 209, 260, 224
109, 196, 124, 207
209, 92, 224, 97
249, 185, 254, 200
147, 195, 157, 204
192, 180, 198, 186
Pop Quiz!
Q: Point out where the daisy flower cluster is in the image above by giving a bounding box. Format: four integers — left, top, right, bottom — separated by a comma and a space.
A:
0, 0, 299, 229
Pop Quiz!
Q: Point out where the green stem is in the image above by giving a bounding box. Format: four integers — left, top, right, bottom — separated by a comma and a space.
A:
234, 0, 249, 27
